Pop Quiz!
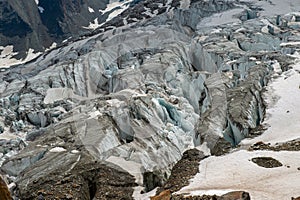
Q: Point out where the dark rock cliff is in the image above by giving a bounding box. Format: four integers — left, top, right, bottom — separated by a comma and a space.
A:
0, 0, 109, 56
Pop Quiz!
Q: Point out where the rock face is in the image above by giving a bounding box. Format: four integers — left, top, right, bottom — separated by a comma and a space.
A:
150, 190, 171, 200
16, 151, 137, 200
0, 0, 300, 199
156, 149, 207, 194
0, 175, 12, 200
0, 0, 109, 55
251, 157, 283, 168
172, 191, 250, 200
219, 191, 250, 200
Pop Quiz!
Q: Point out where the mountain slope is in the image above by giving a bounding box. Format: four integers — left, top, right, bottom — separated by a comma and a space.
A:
0, 0, 300, 199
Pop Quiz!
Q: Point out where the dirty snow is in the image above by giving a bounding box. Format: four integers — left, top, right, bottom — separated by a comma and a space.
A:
196, 8, 244, 28
0, 132, 19, 140
44, 88, 86, 104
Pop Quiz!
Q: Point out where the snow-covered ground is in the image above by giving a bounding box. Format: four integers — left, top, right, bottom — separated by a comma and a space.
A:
178, 150, 300, 199
0, 46, 41, 69
177, 53, 300, 200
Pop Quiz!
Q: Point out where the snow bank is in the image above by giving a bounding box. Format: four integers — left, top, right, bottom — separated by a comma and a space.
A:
178, 150, 300, 200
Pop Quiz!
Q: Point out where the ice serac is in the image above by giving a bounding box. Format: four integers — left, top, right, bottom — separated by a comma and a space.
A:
0, 0, 300, 199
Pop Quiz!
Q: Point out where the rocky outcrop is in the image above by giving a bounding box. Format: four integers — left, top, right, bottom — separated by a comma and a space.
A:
251, 157, 283, 168
156, 149, 207, 194
219, 191, 250, 200
172, 191, 250, 200
16, 151, 137, 200
0, 0, 51, 56
0, 0, 109, 56
151, 190, 171, 200
0, 175, 12, 200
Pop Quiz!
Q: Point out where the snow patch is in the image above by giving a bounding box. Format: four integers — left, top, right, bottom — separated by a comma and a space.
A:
49, 147, 67, 153
88, 7, 95, 13
71, 150, 80, 154
45, 42, 57, 51
280, 41, 300, 47
88, 110, 102, 119
84, 0, 133, 29
195, 142, 211, 156
83, 18, 101, 30
38, 6, 45, 13
105, 4, 130, 23
0, 46, 41, 69
99, 1, 130, 13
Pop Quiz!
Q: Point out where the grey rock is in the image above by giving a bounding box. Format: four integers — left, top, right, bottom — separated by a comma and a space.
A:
1, 148, 46, 176
26, 112, 49, 128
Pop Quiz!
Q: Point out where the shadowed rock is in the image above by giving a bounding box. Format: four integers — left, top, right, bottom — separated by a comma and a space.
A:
251, 157, 283, 168
219, 191, 250, 200
0, 175, 12, 200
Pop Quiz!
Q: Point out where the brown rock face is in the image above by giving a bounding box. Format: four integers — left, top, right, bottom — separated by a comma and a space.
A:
219, 191, 250, 200
156, 149, 207, 194
151, 190, 171, 200
0, 176, 12, 200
